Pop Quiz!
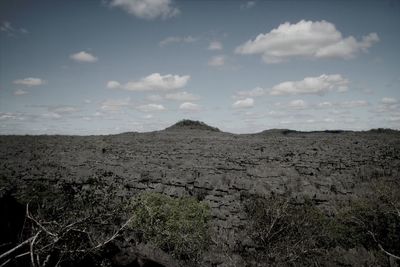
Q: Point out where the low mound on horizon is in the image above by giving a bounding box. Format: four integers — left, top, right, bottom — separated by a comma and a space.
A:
164, 119, 221, 132
259, 129, 348, 135
259, 128, 399, 135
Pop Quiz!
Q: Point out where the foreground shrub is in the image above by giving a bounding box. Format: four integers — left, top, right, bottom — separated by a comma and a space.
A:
241, 194, 328, 265
241, 179, 400, 265
128, 192, 211, 262
0, 179, 128, 267
332, 179, 400, 260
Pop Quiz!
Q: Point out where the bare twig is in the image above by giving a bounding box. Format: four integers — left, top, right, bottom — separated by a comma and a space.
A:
30, 230, 41, 267
26, 204, 56, 238
41, 254, 51, 267
62, 215, 92, 230
93, 215, 134, 249
374, 181, 400, 218
15, 251, 30, 259
367, 231, 400, 260
0, 237, 32, 261
0, 259, 11, 267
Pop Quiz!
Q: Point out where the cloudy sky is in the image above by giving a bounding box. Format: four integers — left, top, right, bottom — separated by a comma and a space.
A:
1, 0, 399, 134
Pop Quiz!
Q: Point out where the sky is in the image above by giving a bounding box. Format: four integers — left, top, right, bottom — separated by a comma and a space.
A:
0, 0, 400, 135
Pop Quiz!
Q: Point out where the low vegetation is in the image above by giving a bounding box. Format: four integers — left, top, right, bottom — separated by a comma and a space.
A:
128, 192, 211, 262
240, 179, 400, 265
240, 194, 329, 265
1, 176, 398, 266
331, 179, 400, 259
0, 181, 211, 266
0, 179, 129, 266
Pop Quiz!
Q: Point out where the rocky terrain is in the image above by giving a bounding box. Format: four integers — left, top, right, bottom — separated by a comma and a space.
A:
0, 120, 399, 266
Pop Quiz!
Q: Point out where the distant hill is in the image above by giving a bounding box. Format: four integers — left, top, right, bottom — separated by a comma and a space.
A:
164, 119, 220, 132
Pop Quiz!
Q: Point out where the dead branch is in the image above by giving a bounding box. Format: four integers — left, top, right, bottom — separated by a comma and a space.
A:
368, 230, 400, 261
30, 230, 41, 267
26, 204, 56, 238
93, 215, 134, 249
14, 251, 30, 259
0, 237, 33, 261
0, 197, 135, 267
0, 259, 11, 267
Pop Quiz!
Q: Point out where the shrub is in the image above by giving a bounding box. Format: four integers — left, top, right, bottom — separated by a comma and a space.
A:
0, 179, 128, 267
241, 194, 329, 265
331, 179, 400, 258
128, 192, 211, 262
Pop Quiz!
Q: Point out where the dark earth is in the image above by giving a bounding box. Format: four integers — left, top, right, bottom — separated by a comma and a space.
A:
1, 120, 399, 266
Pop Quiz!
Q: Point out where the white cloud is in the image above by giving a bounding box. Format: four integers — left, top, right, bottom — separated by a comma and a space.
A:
240, 1, 256, 9
41, 113, 62, 120
323, 118, 335, 123
1, 21, 28, 35
107, 81, 121, 89
109, 0, 180, 20
208, 41, 223, 50
235, 20, 379, 63
107, 73, 190, 91
233, 98, 254, 109
274, 99, 308, 110
0, 112, 18, 121
234, 74, 348, 98
373, 97, 399, 114
14, 89, 28, 96
339, 100, 369, 108
287, 99, 307, 109
100, 98, 130, 111
270, 74, 348, 96
146, 94, 164, 102
317, 101, 333, 108
48, 106, 79, 114
70, 51, 98, 63
208, 55, 225, 66
159, 36, 196, 46
235, 87, 266, 98
1, 21, 13, 32
13, 77, 46, 87
143, 114, 153, 119
381, 97, 398, 105
272, 99, 368, 112
317, 100, 369, 110
30, 105, 81, 119
179, 102, 201, 111
165, 91, 200, 101
387, 116, 400, 122
137, 103, 165, 112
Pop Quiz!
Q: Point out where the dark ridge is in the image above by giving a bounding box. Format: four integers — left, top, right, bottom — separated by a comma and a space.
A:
259, 129, 349, 135
165, 120, 220, 132
300, 130, 348, 134
259, 129, 292, 135
367, 128, 399, 134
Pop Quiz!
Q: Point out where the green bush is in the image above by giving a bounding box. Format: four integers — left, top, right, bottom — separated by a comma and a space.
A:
128, 192, 211, 262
